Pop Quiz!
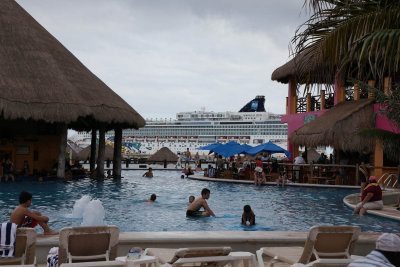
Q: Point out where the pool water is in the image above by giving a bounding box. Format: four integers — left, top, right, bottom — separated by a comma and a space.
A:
0, 170, 399, 233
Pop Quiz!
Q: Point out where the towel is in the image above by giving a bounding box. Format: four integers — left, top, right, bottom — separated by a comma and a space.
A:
47, 247, 59, 267
0, 222, 17, 257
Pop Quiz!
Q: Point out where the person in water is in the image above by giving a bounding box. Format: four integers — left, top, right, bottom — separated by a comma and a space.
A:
147, 194, 157, 203
188, 195, 195, 203
186, 188, 215, 217
142, 168, 153, 178
241, 205, 255, 226
10, 191, 58, 235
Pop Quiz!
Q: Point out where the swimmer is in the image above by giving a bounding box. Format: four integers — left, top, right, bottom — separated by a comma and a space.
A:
186, 188, 215, 217
147, 194, 156, 203
142, 168, 153, 178
241, 205, 255, 226
181, 175, 185, 179
188, 195, 195, 203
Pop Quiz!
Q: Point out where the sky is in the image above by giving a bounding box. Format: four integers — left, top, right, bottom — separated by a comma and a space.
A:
16, 0, 307, 120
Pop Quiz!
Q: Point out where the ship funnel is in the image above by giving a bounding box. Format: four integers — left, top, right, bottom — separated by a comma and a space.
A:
238, 96, 266, 112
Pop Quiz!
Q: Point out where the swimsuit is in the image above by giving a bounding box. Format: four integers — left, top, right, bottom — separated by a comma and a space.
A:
19, 216, 38, 228
186, 210, 203, 217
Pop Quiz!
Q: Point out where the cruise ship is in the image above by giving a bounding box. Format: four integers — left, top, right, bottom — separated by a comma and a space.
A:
69, 96, 288, 156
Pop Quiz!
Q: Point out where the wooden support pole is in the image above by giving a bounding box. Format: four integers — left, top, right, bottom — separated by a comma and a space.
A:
384, 77, 392, 96
285, 97, 288, 115
320, 90, 325, 110
306, 93, 312, 112
56, 124, 68, 179
113, 128, 122, 178
97, 127, 105, 178
373, 140, 384, 179
90, 129, 97, 172
368, 80, 376, 99
289, 77, 297, 114
354, 84, 360, 100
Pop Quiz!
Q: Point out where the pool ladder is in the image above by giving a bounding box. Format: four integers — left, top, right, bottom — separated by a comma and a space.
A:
377, 173, 398, 189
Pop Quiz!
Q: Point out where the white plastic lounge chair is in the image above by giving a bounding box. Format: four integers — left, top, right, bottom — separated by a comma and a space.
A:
143, 247, 237, 267
60, 260, 126, 267
58, 226, 119, 266
256, 225, 361, 267
0, 227, 36, 266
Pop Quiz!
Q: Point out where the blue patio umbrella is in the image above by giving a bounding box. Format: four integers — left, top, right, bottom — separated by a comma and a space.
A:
212, 141, 246, 158
197, 142, 222, 151
245, 141, 291, 158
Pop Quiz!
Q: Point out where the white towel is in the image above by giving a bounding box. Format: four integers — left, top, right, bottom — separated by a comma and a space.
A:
0, 222, 17, 257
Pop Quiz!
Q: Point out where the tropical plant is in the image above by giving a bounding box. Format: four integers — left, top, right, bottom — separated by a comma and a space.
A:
292, 0, 400, 85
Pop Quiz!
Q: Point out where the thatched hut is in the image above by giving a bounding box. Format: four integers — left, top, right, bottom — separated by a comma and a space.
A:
0, 0, 145, 178
147, 147, 178, 164
75, 145, 115, 162
289, 99, 375, 151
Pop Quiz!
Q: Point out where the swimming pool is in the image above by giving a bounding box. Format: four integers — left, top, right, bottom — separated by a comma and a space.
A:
0, 170, 399, 233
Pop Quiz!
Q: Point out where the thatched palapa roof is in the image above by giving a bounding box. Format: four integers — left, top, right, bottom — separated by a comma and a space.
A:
289, 99, 375, 151
148, 147, 178, 162
271, 49, 335, 85
74, 144, 115, 161
0, 0, 145, 131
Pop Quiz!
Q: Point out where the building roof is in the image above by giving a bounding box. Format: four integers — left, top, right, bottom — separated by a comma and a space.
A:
271, 49, 335, 85
289, 98, 375, 151
0, 0, 145, 131
74, 144, 115, 161
147, 147, 178, 162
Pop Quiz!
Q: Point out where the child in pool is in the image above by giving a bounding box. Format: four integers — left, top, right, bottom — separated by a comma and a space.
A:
241, 205, 255, 226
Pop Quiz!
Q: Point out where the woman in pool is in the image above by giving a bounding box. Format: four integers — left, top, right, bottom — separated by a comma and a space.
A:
254, 167, 266, 186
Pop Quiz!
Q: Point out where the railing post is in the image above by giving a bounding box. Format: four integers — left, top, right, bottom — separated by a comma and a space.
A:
320, 90, 325, 110
306, 93, 312, 112
309, 163, 313, 184
354, 84, 360, 100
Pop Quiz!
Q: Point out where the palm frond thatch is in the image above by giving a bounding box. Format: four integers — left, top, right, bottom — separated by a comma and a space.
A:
147, 147, 178, 163
358, 128, 400, 159
289, 98, 375, 151
0, 0, 145, 131
74, 144, 115, 161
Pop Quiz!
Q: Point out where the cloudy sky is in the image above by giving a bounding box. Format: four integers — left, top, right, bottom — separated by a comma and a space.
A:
16, 0, 307, 120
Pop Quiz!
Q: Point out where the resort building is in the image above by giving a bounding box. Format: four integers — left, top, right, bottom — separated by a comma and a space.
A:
272, 53, 399, 179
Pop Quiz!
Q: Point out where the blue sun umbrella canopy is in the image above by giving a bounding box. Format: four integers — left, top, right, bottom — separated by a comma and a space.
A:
197, 142, 222, 151
245, 141, 291, 158
211, 141, 250, 158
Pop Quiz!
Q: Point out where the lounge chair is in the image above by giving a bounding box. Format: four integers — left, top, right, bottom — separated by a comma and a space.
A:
0, 227, 36, 266
143, 247, 237, 267
58, 226, 119, 266
256, 225, 361, 267
59, 261, 126, 267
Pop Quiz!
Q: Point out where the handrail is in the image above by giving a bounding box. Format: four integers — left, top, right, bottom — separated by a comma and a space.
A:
378, 173, 398, 188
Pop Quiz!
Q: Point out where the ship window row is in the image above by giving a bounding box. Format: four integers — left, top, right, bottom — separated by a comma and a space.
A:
136, 125, 287, 130
128, 130, 287, 135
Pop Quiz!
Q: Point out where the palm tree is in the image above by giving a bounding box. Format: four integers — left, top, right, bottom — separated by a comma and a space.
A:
293, 0, 400, 84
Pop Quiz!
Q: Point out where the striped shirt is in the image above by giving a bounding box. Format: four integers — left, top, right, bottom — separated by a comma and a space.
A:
348, 250, 395, 267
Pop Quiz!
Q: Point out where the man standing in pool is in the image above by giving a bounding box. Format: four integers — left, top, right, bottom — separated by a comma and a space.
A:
186, 188, 215, 217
